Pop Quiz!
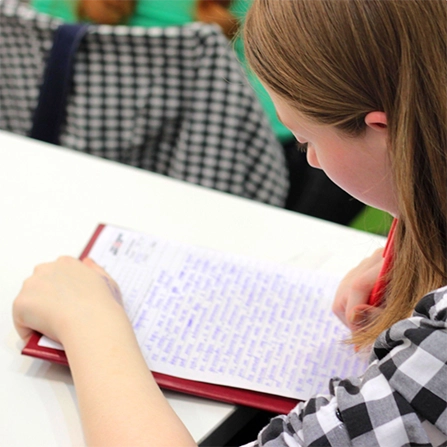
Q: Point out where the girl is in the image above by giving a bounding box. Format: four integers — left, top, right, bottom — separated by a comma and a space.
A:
13, 0, 447, 446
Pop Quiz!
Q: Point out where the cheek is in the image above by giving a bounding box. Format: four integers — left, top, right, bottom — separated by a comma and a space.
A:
309, 147, 359, 193
318, 156, 393, 212
306, 145, 321, 169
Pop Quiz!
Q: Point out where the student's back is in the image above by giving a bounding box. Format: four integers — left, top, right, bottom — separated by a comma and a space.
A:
31, 0, 366, 225
31, 0, 291, 144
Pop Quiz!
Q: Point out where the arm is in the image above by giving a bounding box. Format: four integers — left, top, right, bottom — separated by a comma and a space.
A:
245, 370, 430, 447
13, 256, 196, 447
244, 286, 447, 447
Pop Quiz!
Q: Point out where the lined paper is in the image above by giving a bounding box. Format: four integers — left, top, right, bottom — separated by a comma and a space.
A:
92, 225, 369, 399
40, 225, 368, 400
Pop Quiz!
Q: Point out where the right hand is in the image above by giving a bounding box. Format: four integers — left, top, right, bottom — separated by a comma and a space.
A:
332, 248, 384, 332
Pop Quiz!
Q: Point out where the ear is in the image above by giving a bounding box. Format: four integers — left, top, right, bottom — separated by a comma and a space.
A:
364, 111, 387, 132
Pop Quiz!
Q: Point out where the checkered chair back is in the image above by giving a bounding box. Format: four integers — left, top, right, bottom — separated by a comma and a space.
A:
0, 0, 288, 206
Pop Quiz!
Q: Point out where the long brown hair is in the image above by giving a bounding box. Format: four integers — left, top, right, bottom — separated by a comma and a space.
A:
78, 0, 239, 38
245, 0, 447, 349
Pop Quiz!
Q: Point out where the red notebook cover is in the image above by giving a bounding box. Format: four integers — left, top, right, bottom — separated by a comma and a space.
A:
22, 224, 298, 415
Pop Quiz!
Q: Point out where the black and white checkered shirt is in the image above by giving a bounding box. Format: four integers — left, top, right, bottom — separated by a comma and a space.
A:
245, 286, 447, 447
0, 0, 288, 206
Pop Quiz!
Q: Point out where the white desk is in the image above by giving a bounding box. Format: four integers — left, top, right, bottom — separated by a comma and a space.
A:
0, 131, 385, 446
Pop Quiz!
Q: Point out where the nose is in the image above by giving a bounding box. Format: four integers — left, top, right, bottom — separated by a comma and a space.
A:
306, 145, 321, 169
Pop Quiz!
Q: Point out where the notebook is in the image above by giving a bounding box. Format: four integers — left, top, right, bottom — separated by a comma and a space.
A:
23, 224, 369, 413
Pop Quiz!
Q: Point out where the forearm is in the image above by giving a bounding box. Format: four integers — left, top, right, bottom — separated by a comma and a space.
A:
13, 257, 196, 445
61, 313, 196, 447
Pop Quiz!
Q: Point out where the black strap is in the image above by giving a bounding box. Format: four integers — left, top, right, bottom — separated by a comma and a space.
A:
30, 24, 88, 145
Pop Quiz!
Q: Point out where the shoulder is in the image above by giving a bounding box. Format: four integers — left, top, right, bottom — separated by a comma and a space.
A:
373, 285, 447, 360
246, 288, 447, 447
413, 285, 447, 321
371, 285, 447, 435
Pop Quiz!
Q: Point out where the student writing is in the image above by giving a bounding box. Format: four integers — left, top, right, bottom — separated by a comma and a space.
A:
13, 0, 447, 446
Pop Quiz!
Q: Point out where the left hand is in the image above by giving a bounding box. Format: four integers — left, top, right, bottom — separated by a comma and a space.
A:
13, 256, 125, 345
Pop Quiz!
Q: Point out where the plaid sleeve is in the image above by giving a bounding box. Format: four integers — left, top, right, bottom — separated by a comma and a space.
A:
243, 286, 447, 447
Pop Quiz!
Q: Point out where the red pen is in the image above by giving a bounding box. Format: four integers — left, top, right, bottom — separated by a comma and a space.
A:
368, 218, 398, 307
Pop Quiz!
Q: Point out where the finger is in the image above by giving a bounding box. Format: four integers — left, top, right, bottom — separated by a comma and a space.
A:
332, 283, 350, 326
346, 264, 382, 309
13, 322, 34, 342
332, 248, 385, 326
82, 258, 123, 305
349, 304, 374, 331
82, 256, 102, 271
83, 257, 119, 286
345, 265, 382, 330
369, 247, 385, 264
82, 257, 118, 285
12, 290, 37, 342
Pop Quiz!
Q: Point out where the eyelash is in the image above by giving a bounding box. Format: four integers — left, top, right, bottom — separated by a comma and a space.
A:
296, 141, 308, 153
